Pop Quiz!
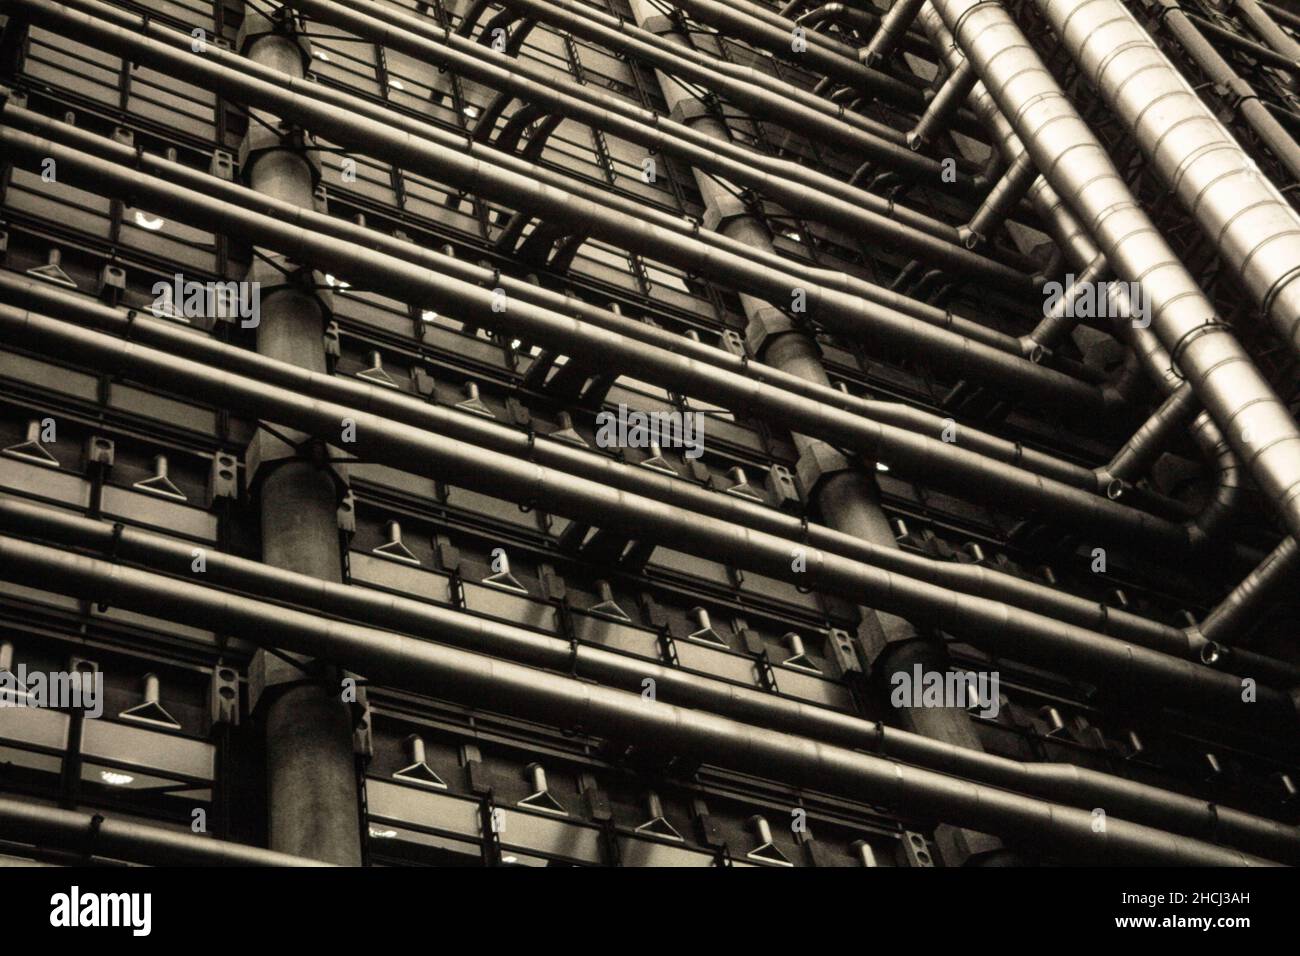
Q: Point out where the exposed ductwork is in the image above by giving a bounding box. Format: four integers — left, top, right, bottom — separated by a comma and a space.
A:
0, 534, 1278, 866
1, 297, 1294, 731
1031, 0, 1300, 361
1, 493, 1295, 862
0, 120, 1215, 557
928, 0, 1300, 553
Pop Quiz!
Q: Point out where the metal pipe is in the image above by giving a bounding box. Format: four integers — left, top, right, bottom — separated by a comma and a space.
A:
1190, 9, 1300, 72
0, 534, 1276, 866
465, 0, 937, 164
795, 2, 880, 34
652, 0, 926, 106
1033, 0, 1300, 361
0, 797, 329, 866
929, 0, 1300, 551
1, 301, 1292, 727
279, 0, 1034, 281
10, 0, 1105, 407
908, 57, 978, 149
639, 3, 1006, 863
6, 493, 1292, 860
15, 271, 1292, 683
0, 126, 1204, 553
1154, 0, 1300, 182
863, 0, 928, 65
1196, 536, 1300, 646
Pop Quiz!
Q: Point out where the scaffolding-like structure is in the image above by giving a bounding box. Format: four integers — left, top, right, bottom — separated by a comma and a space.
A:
0, 0, 1298, 867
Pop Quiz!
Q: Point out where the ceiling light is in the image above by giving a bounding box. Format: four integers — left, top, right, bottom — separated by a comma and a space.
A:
100, 770, 134, 786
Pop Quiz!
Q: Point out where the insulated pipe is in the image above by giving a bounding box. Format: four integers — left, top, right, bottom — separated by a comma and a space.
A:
0, 303, 1292, 728
1032, 0, 1300, 362
279, 0, 1037, 281
0, 536, 1275, 866
919, 3, 1276, 555
929, 0, 1300, 550
9, 1, 1094, 402
0, 798, 329, 866
0, 128, 1208, 554
2, 495, 1294, 862
15, 271, 1296, 684
1154, 0, 1300, 183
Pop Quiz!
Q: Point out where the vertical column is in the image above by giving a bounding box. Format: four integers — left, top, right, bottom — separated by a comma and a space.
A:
630, 0, 1015, 865
237, 6, 361, 865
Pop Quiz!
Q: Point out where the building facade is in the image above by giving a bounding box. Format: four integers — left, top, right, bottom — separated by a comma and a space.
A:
0, 0, 1298, 866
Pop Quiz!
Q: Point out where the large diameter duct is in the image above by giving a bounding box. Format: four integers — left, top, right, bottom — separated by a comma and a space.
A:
929, 0, 1300, 548
3, 495, 1294, 862
0, 798, 329, 866
918, 2, 1271, 553
1153, 2, 1300, 183
10, 0, 1093, 408
0, 127, 1202, 554
0, 535, 1274, 866
1, 302, 1293, 729
1033, 0, 1300, 360
281, 0, 1034, 282
12, 271, 1297, 687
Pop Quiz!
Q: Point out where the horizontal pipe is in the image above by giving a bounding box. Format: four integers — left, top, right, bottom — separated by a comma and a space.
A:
10, 0, 1104, 406
0, 300, 1292, 729
0, 798, 328, 866
0, 106, 1097, 495
15, 269, 1285, 682
0, 124, 1206, 554
278, 0, 1039, 283
2, 494, 1294, 862
0, 534, 1276, 865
